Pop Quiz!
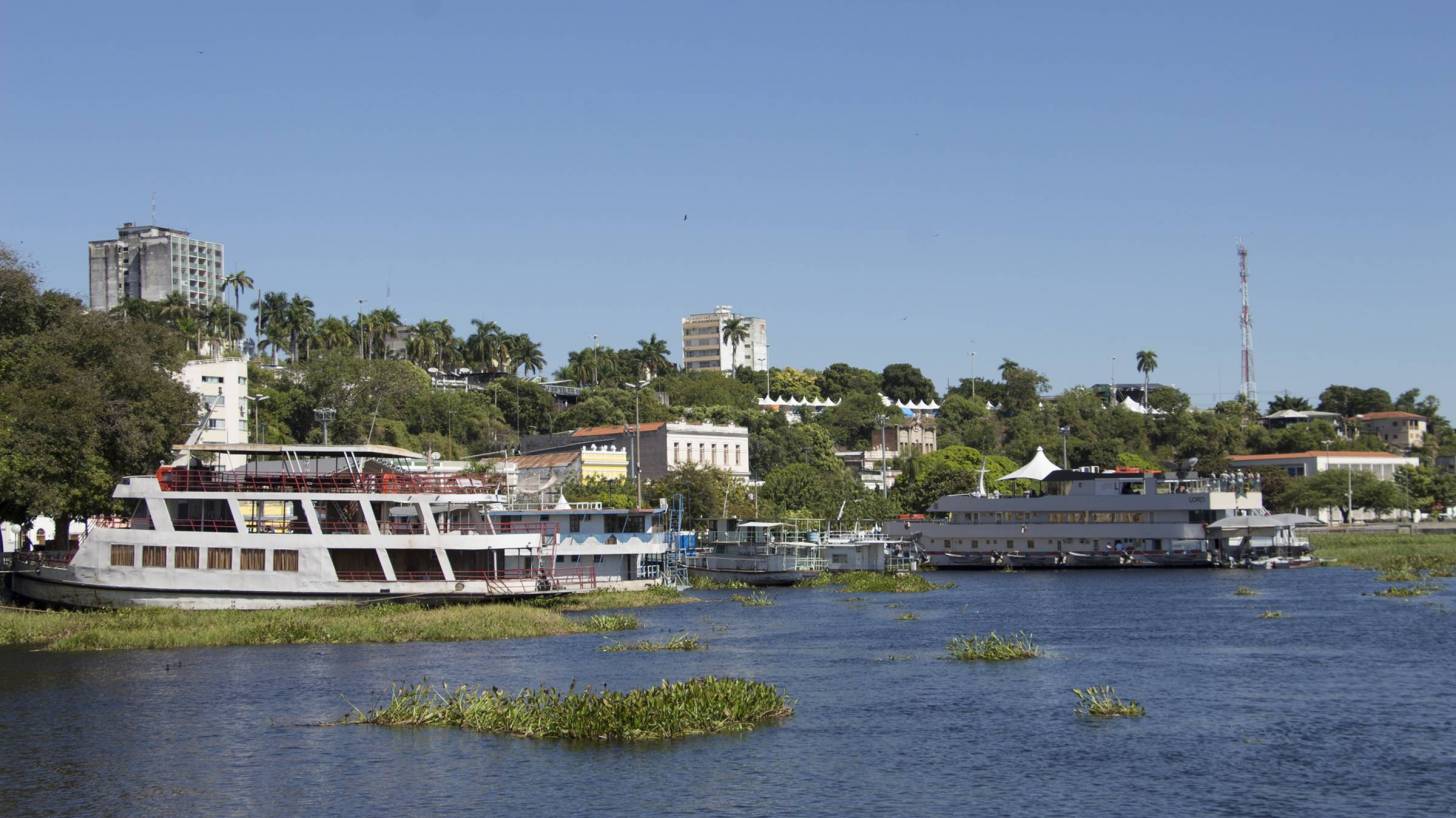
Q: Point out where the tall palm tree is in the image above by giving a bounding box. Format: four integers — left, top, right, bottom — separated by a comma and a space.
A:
508, 334, 545, 377
1268, 392, 1312, 413
315, 316, 354, 352
223, 270, 254, 345
721, 318, 750, 373
1135, 349, 1158, 410
637, 333, 671, 379
252, 291, 289, 357
284, 294, 315, 362
158, 291, 192, 330
366, 307, 402, 359
468, 319, 504, 372
998, 358, 1021, 380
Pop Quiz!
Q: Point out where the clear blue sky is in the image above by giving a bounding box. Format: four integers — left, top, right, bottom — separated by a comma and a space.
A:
3, 1, 1452, 409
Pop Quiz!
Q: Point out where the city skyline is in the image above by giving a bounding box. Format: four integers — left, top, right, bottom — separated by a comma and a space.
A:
3, 2, 1452, 407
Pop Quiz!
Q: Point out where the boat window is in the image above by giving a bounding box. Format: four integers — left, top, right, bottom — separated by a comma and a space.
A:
110, 544, 134, 566
142, 546, 167, 567
330, 549, 387, 581
175, 547, 199, 569
446, 549, 497, 579
240, 499, 308, 534
166, 498, 239, 533
240, 548, 266, 571
314, 500, 368, 534
373, 501, 426, 534
569, 515, 582, 533
273, 550, 299, 572
387, 549, 444, 580
1091, 512, 1114, 523
128, 500, 154, 530
207, 548, 233, 570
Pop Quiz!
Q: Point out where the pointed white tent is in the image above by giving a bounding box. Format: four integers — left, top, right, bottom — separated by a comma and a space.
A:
998, 446, 1061, 482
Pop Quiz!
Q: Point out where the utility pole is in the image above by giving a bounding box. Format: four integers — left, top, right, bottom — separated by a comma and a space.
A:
592, 334, 599, 387
1060, 425, 1071, 469
246, 394, 270, 443
970, 349, 976, 400
877, 414, 891, 498
1110, 356, 1117, 409
356, 299, 367, 359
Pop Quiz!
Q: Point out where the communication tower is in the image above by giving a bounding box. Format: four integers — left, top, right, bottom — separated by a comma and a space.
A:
1238, 244, 1256, 406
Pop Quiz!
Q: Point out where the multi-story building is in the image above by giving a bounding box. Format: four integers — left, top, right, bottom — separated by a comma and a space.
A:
1226, 449, 1419, 522
1355, 411, 1427, 452
88, 223, 226, 311
521, 421, 752, 481
496, 446, 630, 494
680, 306, 767, 373
177, 358, 250, 469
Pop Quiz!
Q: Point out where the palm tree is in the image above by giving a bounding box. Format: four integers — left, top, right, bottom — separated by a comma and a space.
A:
223, 270, 254, 345
1135, 349, 1158, 410
315, 316, 354, 352
366, 307, 402, 359
998, 358, 1021, 380
284, 294, 315, 362
508, 334, 545, 377
721, 318, 750, 373
203, 301, 244, 355
252, 291, 289, 359
637, 333, 671, 379
1268, 392, 1312, 413
468, 319, 504, 372
158, 291, 192, 329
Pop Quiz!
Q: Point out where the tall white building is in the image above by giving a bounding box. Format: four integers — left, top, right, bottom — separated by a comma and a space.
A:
680, 305, 767, 373
89, 223, 226, 311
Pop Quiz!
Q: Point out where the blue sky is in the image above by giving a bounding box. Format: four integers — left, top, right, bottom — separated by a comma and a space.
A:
3, 1, 1452, 409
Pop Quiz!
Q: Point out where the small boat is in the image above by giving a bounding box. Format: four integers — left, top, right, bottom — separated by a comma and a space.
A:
1131, 550, 1216, 568
1003, 550, 1061, 569
1063, 550, 1131, 568
1256, 555, 1319, 569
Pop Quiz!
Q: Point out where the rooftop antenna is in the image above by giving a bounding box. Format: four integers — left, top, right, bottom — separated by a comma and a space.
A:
1238, 243, 1256, 407
150, 192, 157, 225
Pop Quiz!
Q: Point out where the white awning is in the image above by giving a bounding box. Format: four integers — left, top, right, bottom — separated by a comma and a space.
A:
998, 446, 1060, 482
736, 522, 784, 528
1206, 513, 1322, 532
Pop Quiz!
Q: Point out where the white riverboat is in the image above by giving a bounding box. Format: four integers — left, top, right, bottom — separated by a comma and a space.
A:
10, 443, 669, 609
683, 520, 826, 586
885, 447, 1270, 570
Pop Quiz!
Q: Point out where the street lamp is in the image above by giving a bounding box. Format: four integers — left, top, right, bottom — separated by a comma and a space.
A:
623, 378, 649, 508
592, 334, 599, 387
1059, 425, 1071, 469
763, 343, 771, 397
245, 394, 270, 442
356, 299, 367, 359
314, 407, 336, 446
877, 413, 891, 498
969, 349, 976, 400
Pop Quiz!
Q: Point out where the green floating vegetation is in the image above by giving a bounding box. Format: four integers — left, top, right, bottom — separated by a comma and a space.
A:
796, 571, 952, 594
1309, 533, 1456, 573
599, 634, 704, 653
585, 614, 639, 631
1233, 586, 1259, 597
688, 576, 751, 590
729, 591, 774, 607
1378, 566, 1420, 583
1073, 686, 1145, 718
534, 586, 698, 611
347, 677, 792, 741
0, 602, 637, 653
1374, 585, 1440, 598
946, 631, 1041, 662
896, 612, 918, 621
1258, 610, 1283, 619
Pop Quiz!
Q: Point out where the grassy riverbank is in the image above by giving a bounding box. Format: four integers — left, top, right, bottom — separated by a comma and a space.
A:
346, 677, 792, 741
531, 586, 698, 611
0, 602, 641, 652
1309, 532, 1456, 572
796, 571, 953, 593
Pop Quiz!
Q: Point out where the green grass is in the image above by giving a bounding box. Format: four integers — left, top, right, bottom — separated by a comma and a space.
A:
599, 634, 704, 653
896, 612, 918, 621
1374, 585, 1441, 598
346, 677, 792, 741
0, 602, 638, 652
1233, 586, 1258, 597
1310, 532, 1456, 573
729, 591, 774, 607
795, 571, 952, 593
946, 631, 1041, 662
584, 614, 639, 631
687, 576, 751, 590
532, 586, 698, 611
1073, 686, 1145, 718
1258, 610, 1283, 619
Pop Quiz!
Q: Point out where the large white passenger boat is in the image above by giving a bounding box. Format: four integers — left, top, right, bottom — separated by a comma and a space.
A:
885, 447, 1271, 569
11, 444, 668, 609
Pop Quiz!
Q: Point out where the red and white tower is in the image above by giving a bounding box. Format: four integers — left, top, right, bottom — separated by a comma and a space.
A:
1238, 243, 1256, 406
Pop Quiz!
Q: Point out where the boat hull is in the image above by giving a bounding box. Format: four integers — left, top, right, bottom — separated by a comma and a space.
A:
925, 551, 999, 569
1004, 552, 1062, 569
686, 567, 817, 587
1132, 552, 1216, 568
1063, 552, 1133, 568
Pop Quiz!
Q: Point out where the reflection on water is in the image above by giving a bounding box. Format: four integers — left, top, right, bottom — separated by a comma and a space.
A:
3, 570, 1454, 817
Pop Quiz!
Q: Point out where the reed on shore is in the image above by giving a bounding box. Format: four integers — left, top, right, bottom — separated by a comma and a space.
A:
946, 631, 1041, 661
1310, 532, 1456, 572
0, 602, 638, 652
534, 586, 697, 612
730, 591, 774, 607
346, 677, 792, 741
688, 576, 750, 590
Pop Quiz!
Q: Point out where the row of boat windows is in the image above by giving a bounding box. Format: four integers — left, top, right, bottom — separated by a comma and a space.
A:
947, 511, 1221, 524
111, 544, 299, 571
937, 539, 1172, 550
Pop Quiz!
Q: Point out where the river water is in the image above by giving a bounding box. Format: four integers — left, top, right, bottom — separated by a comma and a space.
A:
3, 569, 1453, 817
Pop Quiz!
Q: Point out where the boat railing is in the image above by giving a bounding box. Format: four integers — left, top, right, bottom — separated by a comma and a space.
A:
243, 520, 311, 534
10, 549, 77, 569
154, 467, 506, 496
91, 515, 153, 530
173, 519, 242, 533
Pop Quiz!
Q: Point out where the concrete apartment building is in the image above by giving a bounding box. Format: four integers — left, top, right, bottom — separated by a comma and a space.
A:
496, 446, 629, 494
1355, 411, 1427, 452
88, 223, 225, 310
177, 358, 250, 468
521, 421, 752, 481
1226, 449, 1418, 522
681, 306, 767, 373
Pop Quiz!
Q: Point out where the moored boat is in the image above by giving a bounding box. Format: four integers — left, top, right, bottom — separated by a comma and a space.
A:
684, 520, 825, 586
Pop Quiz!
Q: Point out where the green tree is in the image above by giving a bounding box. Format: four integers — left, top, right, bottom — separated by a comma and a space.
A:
646, 463, 753, 524
1283, 469, 1407, 523
880, 363, 938, 404
1394, 465, 1456, 515
720, 318, 750, 369
816, 362, 881, 399
1267, 392, 1312, 413
890, 446, 1022, 514
656, 370, 759, 410
1317, 385, 1393, 417
748, 415, 841, 479
637, 334, 672, 379
0, 247, 197, 547
816, 391, 891, 448
767, 367, 821, 399
936, 393, 999, 451
758, 462, 865, 519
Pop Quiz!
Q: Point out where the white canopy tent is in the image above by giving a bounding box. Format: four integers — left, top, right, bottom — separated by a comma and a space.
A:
998, 446, 1061, 482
